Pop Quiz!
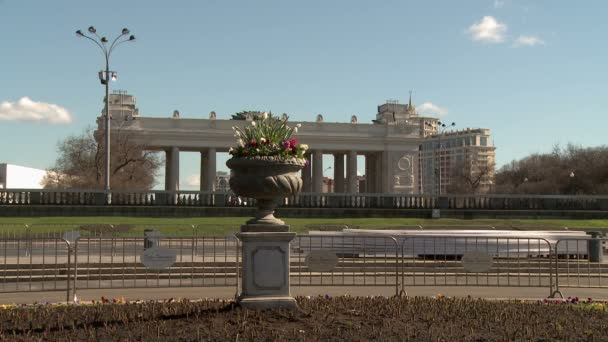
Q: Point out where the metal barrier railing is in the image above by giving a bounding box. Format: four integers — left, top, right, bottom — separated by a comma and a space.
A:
0, 237, 72, 302
291, 234, 400, 295
0, 230, 606, 302
72, 235, 240, 300
551, 238, 608, 298
399, 235, 555, 297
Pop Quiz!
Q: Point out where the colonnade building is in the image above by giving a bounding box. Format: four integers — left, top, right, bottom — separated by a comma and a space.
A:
97, 91, 495, 194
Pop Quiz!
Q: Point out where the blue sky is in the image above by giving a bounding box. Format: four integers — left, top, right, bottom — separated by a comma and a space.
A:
1, 0, 606, 189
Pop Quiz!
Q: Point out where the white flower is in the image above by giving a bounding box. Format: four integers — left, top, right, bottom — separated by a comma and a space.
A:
228, 147, 234, 153
262, 112, 268, 119
293, 127, 298, 133
251, 121, 256, 126
231, 126, 236, 130
300, 144, 309, 151
260, 137, 267, 144
237, 139, 244, 147
296, 123, 302, 128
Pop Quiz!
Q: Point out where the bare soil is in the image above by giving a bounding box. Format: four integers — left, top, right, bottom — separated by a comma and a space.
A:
1, 296, 607, 341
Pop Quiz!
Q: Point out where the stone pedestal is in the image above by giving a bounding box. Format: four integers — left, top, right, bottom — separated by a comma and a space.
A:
236, 224, 297, 310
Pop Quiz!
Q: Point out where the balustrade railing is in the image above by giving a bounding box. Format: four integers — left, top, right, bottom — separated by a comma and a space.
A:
1, 189, 607, 211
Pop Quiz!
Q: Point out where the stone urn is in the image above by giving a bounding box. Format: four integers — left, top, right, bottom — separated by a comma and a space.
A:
226, 156, 306, 227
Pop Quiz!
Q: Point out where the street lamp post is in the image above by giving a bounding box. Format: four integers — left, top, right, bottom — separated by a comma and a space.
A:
569, 171, 575, 194
76, 26, 135, 195
425, 121, 456, 196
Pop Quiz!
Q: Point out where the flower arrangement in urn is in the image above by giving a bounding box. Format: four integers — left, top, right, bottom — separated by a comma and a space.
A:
226, 113, 308, 227
228, 112, 308, 159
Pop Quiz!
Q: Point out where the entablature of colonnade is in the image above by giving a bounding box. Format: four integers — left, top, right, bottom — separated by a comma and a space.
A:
101, 117, 425, 153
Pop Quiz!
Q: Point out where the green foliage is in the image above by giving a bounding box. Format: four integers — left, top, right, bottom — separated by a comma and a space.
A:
230, 110, 265, 120
229, 113, 308, 159
1, 217, 607, 236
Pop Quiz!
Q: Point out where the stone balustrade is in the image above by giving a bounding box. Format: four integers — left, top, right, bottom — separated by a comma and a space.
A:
1, 189, 607, 211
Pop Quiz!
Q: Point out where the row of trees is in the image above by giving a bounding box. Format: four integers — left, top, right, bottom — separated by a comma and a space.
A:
493, 144, 608, 195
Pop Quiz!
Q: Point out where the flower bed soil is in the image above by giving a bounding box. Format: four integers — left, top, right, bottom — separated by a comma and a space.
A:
1, 296, 607, 341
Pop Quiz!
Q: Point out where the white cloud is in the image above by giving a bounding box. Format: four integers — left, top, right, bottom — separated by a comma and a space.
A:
468, 16, 507, 43
184, 174, 200, 187
513, 35, 545, 47
0, 97, 72, 124
493, 0, 508, 9
418, 102, 448, 117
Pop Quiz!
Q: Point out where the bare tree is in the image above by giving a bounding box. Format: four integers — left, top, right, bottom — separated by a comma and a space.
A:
447, 159, 495, 194
43, 125, 161, 190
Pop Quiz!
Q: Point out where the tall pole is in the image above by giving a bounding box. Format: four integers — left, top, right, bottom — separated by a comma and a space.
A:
104, 59, 110, 193
76, 26, 135, 194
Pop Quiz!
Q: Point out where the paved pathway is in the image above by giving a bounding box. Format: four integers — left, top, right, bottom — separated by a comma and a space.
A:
0, 286, 606, 305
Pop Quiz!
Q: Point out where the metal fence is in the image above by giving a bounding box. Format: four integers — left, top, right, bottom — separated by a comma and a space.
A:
0, 237, 73, 302
73, 236, 239, 292
0, 232, 606, 302
399, 235, 555, 296
551, 238, 608, 298
291, 234, 400, 295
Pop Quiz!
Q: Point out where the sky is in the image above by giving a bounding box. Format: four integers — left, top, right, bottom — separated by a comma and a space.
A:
1, 0, 606, 190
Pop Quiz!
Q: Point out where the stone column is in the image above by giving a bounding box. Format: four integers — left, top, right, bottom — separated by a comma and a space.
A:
313, 150, 324, 193
381, 151, 392, 193
302, 152, 312, 192
200, 151, 207, 192
365, 153, 375, 193
347, 150, 357, 193
165, 149, 172, 191
169, 146, 179, 191
333, 153, 345, 193
374, 153, 383, 194
206, 148, 217, 191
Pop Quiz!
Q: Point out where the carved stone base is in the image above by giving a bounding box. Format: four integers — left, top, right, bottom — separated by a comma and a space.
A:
246, 199, 285, 225
237, 295, 298, 310
236, 228, 297, 310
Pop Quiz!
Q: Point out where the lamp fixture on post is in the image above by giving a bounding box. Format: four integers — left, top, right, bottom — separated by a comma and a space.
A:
569, 171, 575, 194
76, 26, 135, 198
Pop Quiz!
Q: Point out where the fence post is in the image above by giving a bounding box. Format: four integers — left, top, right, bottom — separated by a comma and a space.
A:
392, 237, 400, 297
235, 233, 241, 301
550, 240, 563, 299
73, 237, 79, 303
25, 224, 31, 257
399, 238, 407, 297
65, 240, 72, 303
587, 232, 603, 263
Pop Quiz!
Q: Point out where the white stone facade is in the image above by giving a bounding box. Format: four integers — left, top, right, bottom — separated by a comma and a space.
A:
0, 164, 47, 189
95, 93, 495, 194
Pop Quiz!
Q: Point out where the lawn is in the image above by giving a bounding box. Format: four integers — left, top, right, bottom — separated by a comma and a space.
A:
0, 217, 606, 236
